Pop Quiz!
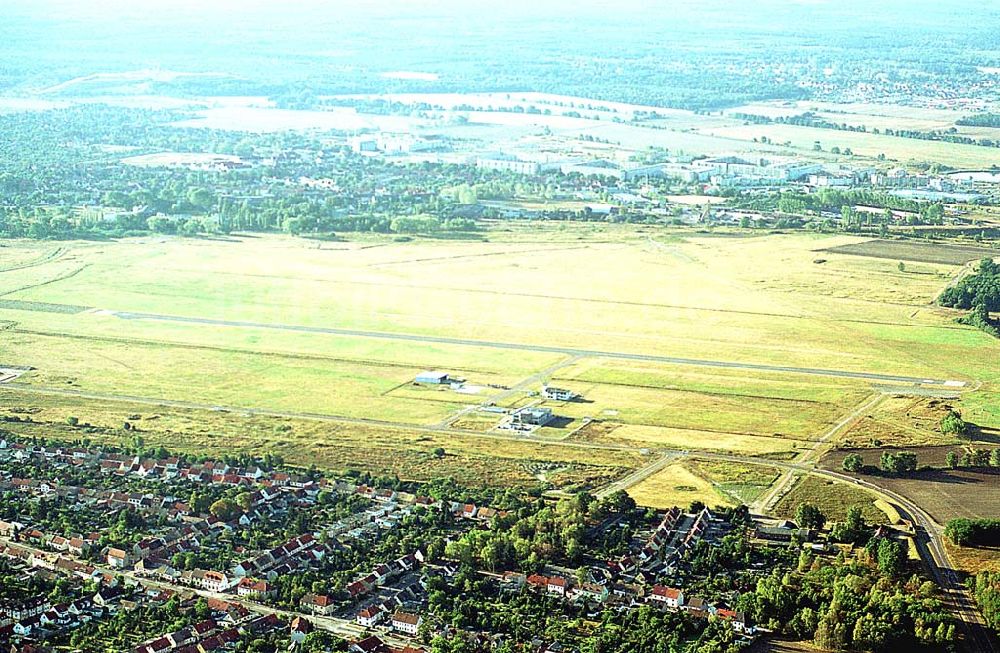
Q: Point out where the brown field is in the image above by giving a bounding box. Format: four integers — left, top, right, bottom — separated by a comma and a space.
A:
820, 239, 998, 266
867, 469, 1000, 523
747, 639, 824, 653
821, 447, 1000, 522
945, 540, 1000, 576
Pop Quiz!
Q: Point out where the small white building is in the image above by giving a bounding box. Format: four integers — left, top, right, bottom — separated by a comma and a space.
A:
357, 604, 386, 628
392, 611, 422, 635
542, 386, 577, 401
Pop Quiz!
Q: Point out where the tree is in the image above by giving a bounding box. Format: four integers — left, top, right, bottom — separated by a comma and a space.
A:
842, 453, 864, 473
941, 410, 967, 436
945, 519, 974, 546
897, 261, 905, 272
236, 492, 254, 512
880, 451, 917, 475
795, 503, 827, 530
991, 449, 1000, 468
209, 498, 239, 520
946, 450, 960, 469
876, 538, 905, 577
187, 187, 216, 211
433, 447, 446, 459
831, 505, 867, 543
147, 216, 175, 233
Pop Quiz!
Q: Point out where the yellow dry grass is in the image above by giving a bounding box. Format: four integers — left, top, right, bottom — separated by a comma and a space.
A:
627, 462, 733, 509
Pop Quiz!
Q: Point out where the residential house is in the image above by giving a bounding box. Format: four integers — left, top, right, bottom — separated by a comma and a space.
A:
351, 636, 389, 653
290, 616, 314, 643
301, 593, 336, 616
357, 605, 386, 628
546, 576, 568, 596
237, 577, 273, 598
573, 583, 609, 604
649, 585, 684, 609
391, 611, 421, 635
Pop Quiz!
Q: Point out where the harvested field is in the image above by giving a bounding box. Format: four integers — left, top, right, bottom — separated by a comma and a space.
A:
822, 446, 1000, 522
821, 239, 998, 266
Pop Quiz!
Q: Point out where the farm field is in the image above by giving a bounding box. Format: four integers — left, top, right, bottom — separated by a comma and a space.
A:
820, 240, 999, 266
1, 227, 998, 492
723, 100, 1000, 167
820, 447, 1000, 523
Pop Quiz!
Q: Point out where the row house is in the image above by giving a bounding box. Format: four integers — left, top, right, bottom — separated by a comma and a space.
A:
571, 583, 609, 604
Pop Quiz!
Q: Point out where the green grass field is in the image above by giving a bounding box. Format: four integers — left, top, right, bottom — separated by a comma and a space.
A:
1, 228, 997, 490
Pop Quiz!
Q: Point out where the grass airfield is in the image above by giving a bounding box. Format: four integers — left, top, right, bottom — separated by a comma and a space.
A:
1, 226, 997, 499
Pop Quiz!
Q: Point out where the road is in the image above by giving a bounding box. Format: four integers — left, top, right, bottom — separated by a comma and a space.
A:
753, 393, 885, 514
111, 309, 966, 387
595, 451, 680, 498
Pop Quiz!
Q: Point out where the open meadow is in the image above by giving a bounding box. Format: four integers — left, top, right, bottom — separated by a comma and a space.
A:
1, 226, 998, 500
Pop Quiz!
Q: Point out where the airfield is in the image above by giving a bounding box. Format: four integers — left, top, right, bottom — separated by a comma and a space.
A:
1, 225, 998, 512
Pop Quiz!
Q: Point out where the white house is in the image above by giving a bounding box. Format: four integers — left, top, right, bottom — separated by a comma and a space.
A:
391, 611, 421, 635
357, 604, 386, 628
649, 585, 684, 609
542, 386, 577, 401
